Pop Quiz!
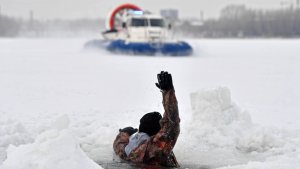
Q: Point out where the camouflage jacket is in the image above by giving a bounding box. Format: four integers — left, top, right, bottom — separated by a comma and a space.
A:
113, 89, 180, 168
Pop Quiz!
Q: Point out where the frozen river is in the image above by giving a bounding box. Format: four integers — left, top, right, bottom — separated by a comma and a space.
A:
0, 38, 299, 169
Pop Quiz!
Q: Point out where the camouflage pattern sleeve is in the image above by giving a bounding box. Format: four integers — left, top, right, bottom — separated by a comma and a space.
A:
113, 132, 130, 160
129, 89, 180, 167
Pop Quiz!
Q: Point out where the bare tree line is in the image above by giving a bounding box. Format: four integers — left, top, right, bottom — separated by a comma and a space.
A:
177, 5, 300, 38
0, 14, 21, 37
1, 5, 300, 38
0, 13, 104, 37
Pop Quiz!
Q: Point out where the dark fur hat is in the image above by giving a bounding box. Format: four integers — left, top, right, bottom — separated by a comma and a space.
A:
139, 112, 162, 136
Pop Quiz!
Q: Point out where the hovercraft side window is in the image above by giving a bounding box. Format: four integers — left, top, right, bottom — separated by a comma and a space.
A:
150, 19, 165, 27
131, 18, 148, 27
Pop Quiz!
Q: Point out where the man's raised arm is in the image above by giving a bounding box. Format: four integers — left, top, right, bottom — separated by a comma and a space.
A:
142, 71, 180, 167
155, 71, 180, 143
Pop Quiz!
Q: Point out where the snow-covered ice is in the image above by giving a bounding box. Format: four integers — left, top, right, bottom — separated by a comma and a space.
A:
179, 87, 300, 168
1, 116, 103, 169
0, 38, 299, 169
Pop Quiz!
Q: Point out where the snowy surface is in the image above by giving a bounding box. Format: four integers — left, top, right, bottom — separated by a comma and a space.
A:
1, 120, 103, 169
0, 38, 299, 169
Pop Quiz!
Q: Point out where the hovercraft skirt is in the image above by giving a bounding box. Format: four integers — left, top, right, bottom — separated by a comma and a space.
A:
106, 40, 192, 56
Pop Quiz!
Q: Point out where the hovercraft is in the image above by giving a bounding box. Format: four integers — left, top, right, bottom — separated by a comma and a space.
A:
85, 4, 193, 56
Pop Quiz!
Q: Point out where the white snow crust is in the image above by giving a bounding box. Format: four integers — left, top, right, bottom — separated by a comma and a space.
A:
1, 115, 103, 169
0, 38, 299, 169
178, 87, 300, 168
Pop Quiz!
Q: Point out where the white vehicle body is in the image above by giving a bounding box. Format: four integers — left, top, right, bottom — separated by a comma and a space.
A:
103, 12, 176, 43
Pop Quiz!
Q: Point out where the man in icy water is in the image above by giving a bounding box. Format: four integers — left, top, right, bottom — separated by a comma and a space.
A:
113, 71, 180, 168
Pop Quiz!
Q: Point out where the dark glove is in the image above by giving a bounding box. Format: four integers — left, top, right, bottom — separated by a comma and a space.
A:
155, 71, 174, 91
119, 127, 138, 136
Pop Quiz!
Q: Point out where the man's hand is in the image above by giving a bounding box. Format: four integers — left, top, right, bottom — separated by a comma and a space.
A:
155, 71, 174, 91
119, 127, 138, 136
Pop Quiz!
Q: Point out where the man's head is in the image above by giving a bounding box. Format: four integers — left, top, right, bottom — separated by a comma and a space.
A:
139, 112, 162, 136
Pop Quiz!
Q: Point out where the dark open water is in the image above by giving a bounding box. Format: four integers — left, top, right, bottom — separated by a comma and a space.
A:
98, 162, 211, 169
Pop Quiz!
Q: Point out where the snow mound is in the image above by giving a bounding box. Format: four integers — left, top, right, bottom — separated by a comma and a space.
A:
1, 116, 103, 169
189, 87, 284, 152
0, 117, 33, 164
176, 87, 299, 168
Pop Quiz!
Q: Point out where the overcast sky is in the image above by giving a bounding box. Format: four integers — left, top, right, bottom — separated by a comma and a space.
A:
0, 0, 291, 20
